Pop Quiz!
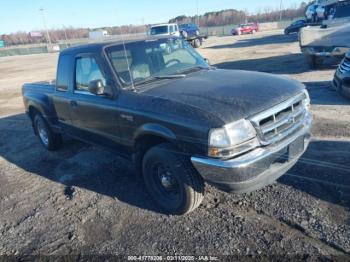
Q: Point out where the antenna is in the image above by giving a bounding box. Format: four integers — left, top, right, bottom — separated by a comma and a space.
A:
118, 26, 135, 91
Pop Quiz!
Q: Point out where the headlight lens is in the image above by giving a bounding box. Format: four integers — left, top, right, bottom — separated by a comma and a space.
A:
208, 119, 259, 158
208, 128, 231, 148
303, 89, 310, 109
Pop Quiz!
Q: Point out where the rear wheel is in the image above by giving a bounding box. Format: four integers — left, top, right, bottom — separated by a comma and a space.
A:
142, 143, 204, 215
33, 114, 62, 151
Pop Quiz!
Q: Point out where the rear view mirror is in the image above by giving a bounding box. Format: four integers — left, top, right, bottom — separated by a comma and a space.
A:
88, 79, 106, 96
204, 58, 210, 65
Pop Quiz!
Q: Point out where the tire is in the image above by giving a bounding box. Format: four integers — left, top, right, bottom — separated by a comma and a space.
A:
33, 113, 62, 151
142, 143, 204, 215
181, 31, 188, 39
306, 55, 318, 69
284, 30, 289, 35
335, 82, 350, 99
192, 38, 201, 48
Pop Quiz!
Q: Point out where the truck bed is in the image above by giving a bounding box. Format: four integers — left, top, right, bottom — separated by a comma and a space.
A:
22, 81, 56, 95
300, 23, 350, 48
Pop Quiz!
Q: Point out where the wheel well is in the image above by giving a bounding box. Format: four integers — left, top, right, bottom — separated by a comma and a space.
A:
133, 135, 171, 171
28, 106, 40, 120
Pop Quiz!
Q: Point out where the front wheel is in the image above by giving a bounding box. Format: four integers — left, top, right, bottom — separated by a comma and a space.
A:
33, 114, 62, 151
142, 143, 204, 215
306, 54, 321, 69
192, 38, 201, 48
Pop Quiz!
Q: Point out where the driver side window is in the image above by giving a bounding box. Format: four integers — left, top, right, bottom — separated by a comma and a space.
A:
75, 56, 106, 93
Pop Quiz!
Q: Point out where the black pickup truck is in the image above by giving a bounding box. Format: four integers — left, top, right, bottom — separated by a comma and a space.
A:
22, 37, 312, 215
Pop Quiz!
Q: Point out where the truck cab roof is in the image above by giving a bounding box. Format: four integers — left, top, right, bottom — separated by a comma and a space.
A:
60, 36, 179, 56
150, 23, 178, 28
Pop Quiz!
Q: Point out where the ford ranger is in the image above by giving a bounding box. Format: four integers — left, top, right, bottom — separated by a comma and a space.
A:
22, 37, 312, 215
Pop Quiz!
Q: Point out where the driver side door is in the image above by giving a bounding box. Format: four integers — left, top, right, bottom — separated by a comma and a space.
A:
68, 54, 122, 148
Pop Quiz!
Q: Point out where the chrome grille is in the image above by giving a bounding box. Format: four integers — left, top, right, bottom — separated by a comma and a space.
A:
250, 92, 308, 145
339, 57, 350, 74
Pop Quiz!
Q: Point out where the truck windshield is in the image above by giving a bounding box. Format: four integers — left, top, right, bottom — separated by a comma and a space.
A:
105, 38, 209, 87
150, 26, 168, 35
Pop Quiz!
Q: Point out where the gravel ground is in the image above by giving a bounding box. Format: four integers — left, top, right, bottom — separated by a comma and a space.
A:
0, 30, 349, 259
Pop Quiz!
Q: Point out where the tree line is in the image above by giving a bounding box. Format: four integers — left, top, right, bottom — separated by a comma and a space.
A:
0, 25, 147, 47
169, 2, 308, 26
1, 3, 308, 46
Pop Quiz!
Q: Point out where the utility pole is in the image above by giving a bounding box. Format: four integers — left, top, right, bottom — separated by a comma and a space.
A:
39, 8, 52, 48
196, 0, 199, 25
141, 18, 146, 34
63, 26, 69, 48
279, 0, 283, 21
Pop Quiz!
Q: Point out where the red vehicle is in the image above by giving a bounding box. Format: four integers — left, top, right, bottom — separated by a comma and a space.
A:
232, 23, 259, 35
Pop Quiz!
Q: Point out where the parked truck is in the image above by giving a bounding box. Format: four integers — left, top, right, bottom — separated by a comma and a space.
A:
300, 0, 350, 68
22, 36, 312, 215
149, 23, 207, 48
89, 30, 109, 39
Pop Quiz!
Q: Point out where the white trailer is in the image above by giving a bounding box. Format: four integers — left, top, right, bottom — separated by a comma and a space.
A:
89, 30, 109, 39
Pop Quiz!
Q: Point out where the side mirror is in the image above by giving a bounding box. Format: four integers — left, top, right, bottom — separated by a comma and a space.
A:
88, 79, 109, 96
204, 58, 210, 65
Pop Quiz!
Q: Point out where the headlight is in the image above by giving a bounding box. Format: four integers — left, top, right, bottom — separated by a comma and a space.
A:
303, 89, 310, 109
208, 119, 259, 158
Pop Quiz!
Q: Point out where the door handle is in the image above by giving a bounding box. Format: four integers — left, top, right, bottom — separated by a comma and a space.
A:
70, 100, 78, 108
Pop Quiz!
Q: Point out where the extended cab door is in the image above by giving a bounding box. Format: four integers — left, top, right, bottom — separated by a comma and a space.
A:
52, 54, 74, 129
68, 54, 121, 148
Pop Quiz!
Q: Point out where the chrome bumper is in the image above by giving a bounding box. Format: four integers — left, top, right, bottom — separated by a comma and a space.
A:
191, 113, 312, 193
301, 47, 349, 57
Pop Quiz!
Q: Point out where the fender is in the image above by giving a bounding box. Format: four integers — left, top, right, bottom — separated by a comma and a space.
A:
25, 95, 57, 126
133, 123, 176, 142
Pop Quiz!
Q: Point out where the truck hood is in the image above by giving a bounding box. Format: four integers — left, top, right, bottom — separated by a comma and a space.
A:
142, 69, 305, 124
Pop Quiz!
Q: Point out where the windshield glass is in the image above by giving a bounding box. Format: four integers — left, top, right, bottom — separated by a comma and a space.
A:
105, 38, 209, 87
179, 24, 188, 30
150, 26, 168, 35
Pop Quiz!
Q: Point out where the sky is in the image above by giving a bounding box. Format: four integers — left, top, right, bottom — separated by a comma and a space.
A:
0, 0, 305, 34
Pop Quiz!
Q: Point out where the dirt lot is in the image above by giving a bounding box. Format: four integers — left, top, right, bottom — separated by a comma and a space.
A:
0, 30, 349, 259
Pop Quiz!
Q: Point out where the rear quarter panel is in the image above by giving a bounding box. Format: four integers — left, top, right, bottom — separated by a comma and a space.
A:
22, 83, 58, 124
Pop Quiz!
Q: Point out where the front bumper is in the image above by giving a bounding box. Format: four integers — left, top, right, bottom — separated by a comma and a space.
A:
191, 114, 312, 194
333, 71, 350, 98
301, 46, 349, 57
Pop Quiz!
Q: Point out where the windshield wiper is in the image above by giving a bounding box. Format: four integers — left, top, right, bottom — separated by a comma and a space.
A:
177, 66, 208, 74
154, 74, 186, 79
134, 74, 185, 86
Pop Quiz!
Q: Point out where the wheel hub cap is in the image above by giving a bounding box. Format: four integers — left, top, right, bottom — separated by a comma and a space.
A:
37, 121, 49, 146
160, 172, 175, 189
